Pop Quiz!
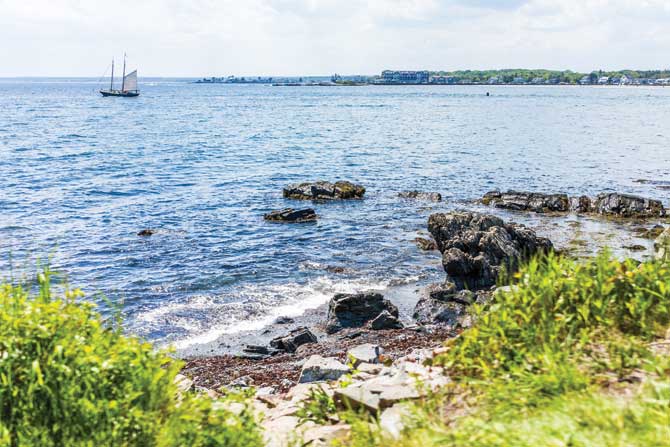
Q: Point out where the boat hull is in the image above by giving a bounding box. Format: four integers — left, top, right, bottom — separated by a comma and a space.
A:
100, 89, 140, 97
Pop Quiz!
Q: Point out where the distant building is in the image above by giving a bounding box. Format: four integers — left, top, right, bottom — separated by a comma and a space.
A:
597, 76, 609, 85
488, 76, 500, 84
619, 75, 631, 85
380, 70, 430, 84
531, 77, 545, 84
512, 77, 526, 84
429, 75, 455, 84
657, 78, 670, 85
579, 76, 591, 85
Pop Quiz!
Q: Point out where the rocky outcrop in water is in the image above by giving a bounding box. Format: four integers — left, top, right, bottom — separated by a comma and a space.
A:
482, 190, 570, 213
398, 191, 442, 202
137, 229, 155, 236
427, 212, 553, 291
483, 190, 665, 218
263, 208, 317, 223
414, 237, 437, 251
326, 292, 400, 334
283, 181, 365, 200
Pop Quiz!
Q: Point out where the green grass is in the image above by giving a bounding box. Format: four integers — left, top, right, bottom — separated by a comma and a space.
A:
335, 252, 670, 447
0, 268, 264, 447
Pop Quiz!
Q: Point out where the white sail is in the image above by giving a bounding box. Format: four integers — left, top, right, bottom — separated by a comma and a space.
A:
123, 70, 138, 91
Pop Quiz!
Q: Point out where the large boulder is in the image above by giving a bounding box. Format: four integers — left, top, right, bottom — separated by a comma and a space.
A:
482, 190, 570, 213
264, 208, 317, 223
398, 191, 442, 202
428, 212, 553, 290
413, 283, 477, 326
591, 193, 665, 218
326, 292, 399, 334
283, 181, 365, 200
270, 327, 318, 353
369, 310, 403, 330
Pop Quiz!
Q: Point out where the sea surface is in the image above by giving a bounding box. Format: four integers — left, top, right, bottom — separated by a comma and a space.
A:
1, 78, 669, 351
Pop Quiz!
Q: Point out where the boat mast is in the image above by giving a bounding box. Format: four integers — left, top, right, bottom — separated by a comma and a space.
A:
110, 59, 114, 90
121, 53, 126, 91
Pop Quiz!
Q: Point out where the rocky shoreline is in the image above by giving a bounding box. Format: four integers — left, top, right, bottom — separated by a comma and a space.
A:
173, 181, 670, 445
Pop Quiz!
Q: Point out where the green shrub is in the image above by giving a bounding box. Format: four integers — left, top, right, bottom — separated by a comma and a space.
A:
0, 269, 263, 447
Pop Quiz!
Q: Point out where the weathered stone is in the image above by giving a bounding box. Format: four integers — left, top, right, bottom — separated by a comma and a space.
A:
299, 355, 350, 383
270, 327, 317, 353
174, 374, 193, 395
655, 227, 670, 261
334, 385, 381, 413
399, 191, 442, 202
413, 284, 472, 326
635, 224, 666, 239
482, 190, 570, 213
347, 344, 384, 367
369, 310, 404, 330
569, 195, 592, 213
592, 193, 665, 218
326, 292, 399, 334
263, 208, 317, 223
414, 237, 438, 251
428, 212, 553, 290
137, 229, 155, 236
380, 404, 412, 440
302, 424, 351, 447
283, 181, 365, 200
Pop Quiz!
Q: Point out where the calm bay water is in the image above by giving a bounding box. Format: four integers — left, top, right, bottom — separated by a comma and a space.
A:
1, 79, 669, 349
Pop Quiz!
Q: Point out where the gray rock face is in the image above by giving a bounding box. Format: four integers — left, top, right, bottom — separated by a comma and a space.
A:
482, 190, 570, 213
299, 355, 350, 383
264, 208, 317, 223
270, 327, 318, 353
428, 212, 553, 290
413, 283, 476, 326
398, 191, 442, 202
369, 310, 403, 330
592, 193, 665, 218
347, 344, 384, 367
569, 195, 592, 213
283, 181, 365, 200
326, 292, 399, 334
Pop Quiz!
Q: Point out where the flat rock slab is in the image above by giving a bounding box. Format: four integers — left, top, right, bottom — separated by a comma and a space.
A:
299, 355, 350, 383
283, 181, 365, 200
264, 208, 317, 223
347, 343, 384, 367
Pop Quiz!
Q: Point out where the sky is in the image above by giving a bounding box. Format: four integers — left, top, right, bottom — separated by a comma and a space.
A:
1, 0, 669, 77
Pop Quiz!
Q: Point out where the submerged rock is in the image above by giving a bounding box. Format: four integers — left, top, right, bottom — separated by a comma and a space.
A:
263, 208, 317, 223
299, 355, 350, 383
482, 190, 570, 213
428, 212, 553, 290
137, 229, 156, 236
592, 193, 665, 218
414, 237, 438, 251
634, 225, 666, 239
283, 181, 365, 200
398, 191, 442, 202
270, 327, 317, 353
326, 292, 399, 334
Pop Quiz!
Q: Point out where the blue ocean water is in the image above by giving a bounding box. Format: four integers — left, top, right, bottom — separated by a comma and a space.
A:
1, 78, 669, 349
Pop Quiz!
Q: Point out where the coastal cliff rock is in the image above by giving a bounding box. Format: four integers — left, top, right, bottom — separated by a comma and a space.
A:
326, 292, 399, 334
482, 190, 665, 218
398, 191, 442, 202
263, 208, 317, 223
427, 212, 553, 290
592, 193, 665, 218
283, 181, 365, 200
482, 190, 570, 213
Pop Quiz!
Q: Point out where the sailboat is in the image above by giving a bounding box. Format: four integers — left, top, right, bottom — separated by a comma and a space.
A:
100, 54, 140, 97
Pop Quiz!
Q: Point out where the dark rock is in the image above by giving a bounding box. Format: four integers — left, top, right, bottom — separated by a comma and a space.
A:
243, 345, 273, 356
269, 327, 318, 353
622, 244, 647, 252
369, 310, 404, 330
413, 283, 473, 326
263, 208, 317, 223
428, 212, 553, 290
592, 193, 665, 218
283, 181, 365, 200
637, 225, 666, 239
137, 229, 155, 236
414, 237, 438, 251
482, 190, 570, 213
273, 316, 295, 325
398, 191, 442, 202
326, 292, 399, 334
569, 196, 592, 213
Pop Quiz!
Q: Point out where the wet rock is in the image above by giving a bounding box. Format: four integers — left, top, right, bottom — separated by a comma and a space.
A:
570, 196, 592, 213
299, 355, 350, 383
413, 283, 473, 326
270, 327, 317, 353
273, 316, 295, 325
243, 345, 274, 356
283, 181, 365, 200
347, 344, 384, 367
428, 212, 553, 290
655, 227, 670, 261
592, 193, 665, 218
398, 191, 442, 202
137, 229, 155, 236
623, 244, 647, 252
326, 292, 399, 334
482, 190, 570, 213
414, 237, 438, 251
263, 208, 317, 223
635, 225, 666, 239
369, 310, 404, 330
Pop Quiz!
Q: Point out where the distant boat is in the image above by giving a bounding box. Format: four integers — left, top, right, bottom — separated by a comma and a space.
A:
100, 54, 139, 97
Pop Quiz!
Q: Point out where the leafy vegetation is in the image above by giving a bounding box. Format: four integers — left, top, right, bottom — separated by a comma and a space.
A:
0, 268, 264, 447
336, 253, 670, 446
